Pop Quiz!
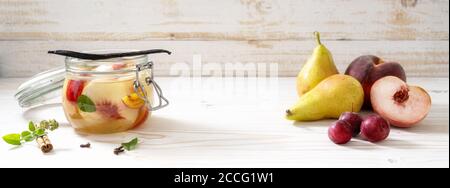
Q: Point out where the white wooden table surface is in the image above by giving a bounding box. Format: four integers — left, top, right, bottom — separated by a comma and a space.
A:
0, 77, 448, 168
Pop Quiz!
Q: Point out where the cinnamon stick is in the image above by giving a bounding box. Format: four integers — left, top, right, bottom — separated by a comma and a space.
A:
37, 135, 53, 153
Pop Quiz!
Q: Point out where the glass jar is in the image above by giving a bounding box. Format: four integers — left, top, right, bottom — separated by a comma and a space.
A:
15, 50, 169, 134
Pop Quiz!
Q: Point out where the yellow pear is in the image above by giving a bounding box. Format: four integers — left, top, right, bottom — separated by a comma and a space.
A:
297, 32, 339, 96
286, 75, 364, 121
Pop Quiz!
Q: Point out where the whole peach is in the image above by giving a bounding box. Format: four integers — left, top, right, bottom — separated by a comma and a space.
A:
345, 55, 406, 108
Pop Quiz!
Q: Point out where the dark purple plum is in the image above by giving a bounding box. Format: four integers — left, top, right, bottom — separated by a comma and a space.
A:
328, 120, 353, 145
360, 114, 390, 143
339, 112, 363, 137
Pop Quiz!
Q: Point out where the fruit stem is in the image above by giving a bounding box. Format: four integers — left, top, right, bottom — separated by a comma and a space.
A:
314, 31, 322, 45
286, 110, 293, 116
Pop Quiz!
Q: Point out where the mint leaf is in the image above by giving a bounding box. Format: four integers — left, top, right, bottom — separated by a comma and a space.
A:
35, 129, 46, 137
21, 131, 34, 142
23, 135, 35, 142
21, 131, 31, 137
3, 134, 22, 145
77, 95, 96, 112
28, 121, 36, 132
121, 138, 138, 151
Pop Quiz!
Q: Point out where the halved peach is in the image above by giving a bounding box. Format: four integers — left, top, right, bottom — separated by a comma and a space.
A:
371, 76, 432, 128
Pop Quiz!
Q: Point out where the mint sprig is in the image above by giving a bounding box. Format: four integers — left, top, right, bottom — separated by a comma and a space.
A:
121, 138, 139, 151
21, 131, 34, 142
2, 120, 59, 146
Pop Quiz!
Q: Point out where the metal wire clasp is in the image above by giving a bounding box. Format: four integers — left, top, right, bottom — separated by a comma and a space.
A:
133, 61, 169, 111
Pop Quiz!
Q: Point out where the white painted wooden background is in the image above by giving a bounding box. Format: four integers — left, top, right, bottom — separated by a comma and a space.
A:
0, 0, 449, 77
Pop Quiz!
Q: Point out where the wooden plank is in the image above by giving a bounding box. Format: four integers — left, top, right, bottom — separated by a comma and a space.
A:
0, 0, 448, 41
0, 77, 448, 167
0, 40, 448, 77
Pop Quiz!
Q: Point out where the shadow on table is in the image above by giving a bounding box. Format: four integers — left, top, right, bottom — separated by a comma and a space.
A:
395, 120, 449, 134
133, 115, 207, 133
292, 120, 334, 128
22, 103, 202, 132
74, 116, 205, 143
343, 138, 422, 150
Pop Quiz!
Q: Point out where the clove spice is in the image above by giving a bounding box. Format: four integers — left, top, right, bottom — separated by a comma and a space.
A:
114, 146, 125, 155
80, 142, 91, 148
36, 135, 53, 153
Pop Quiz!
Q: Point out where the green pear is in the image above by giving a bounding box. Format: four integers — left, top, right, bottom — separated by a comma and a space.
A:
286, 75, 364, 121
297, 32, 339, 96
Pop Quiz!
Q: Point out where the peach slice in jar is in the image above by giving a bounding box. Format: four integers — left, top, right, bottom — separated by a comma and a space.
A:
122, 71, 153, 110
132, 106, 150, 129
122, 93, 145, 109
67, 103, 83, 119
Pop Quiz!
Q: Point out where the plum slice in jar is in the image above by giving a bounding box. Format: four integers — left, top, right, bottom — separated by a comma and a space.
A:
66, 80, 85, 102
62, 77, 87, 119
